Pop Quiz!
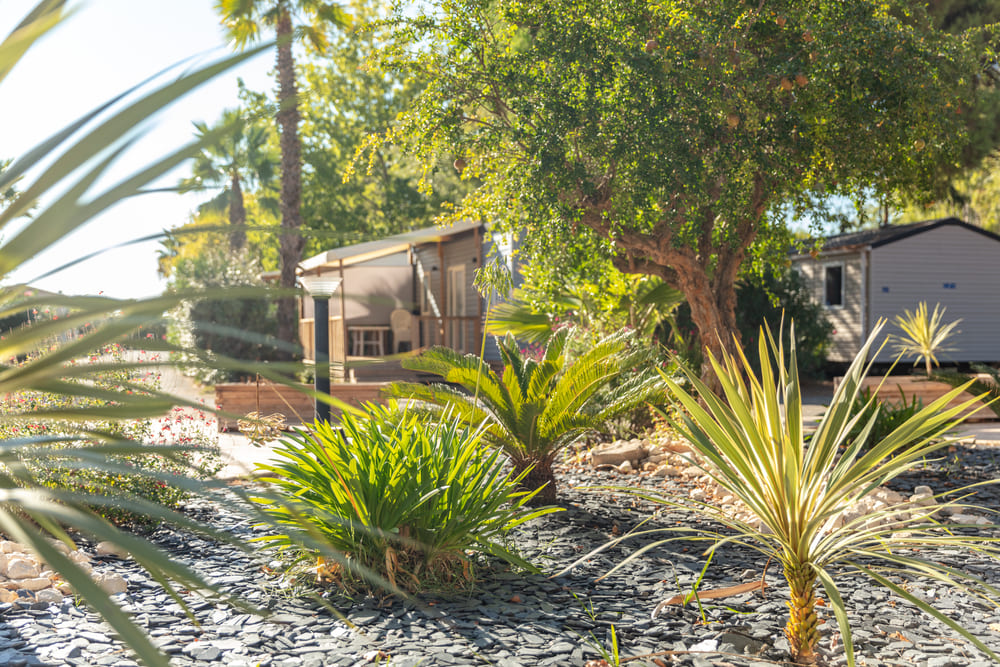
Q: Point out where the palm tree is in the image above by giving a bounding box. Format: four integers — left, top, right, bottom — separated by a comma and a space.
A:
216, 0, 347, 350
386, 331, 663, 504
179, 109, 277, 251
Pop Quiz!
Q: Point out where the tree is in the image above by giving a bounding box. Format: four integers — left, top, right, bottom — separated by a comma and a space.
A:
216, 0, 347, 350
178, 108, 278, 251
370, 0, 993, 389
296, 0, 468, 256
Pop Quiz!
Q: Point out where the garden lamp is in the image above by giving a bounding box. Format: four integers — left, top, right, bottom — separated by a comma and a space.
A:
299, 274, 342, 424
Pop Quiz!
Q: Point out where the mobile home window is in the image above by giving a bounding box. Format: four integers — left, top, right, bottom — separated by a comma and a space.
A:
824, 264, 844, 307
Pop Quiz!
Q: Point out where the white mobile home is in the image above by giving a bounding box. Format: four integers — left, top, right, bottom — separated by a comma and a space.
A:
790, 217, 1000, 364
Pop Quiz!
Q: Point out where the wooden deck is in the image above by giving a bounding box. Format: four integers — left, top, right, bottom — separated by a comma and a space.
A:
835, 374, 996, 422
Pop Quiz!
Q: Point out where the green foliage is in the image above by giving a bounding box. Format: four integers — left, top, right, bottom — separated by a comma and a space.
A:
0, 5, 275, 664
296, 0, 468, 256
177, 107, 278, 251
892, 301, 962, 375
636, 322, 999, 665
385, 330, 664, 504
368, 0, 990, 384
843, 387, 924, 453
3, 345, 221, 527
253, 406, 554, 592
735, 269, 832, 378
933, 363, 1000, 418
166, 243, 279, 384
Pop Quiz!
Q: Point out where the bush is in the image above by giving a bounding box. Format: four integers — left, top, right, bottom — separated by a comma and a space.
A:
166, 244, 280, 385
1, 345, 221, 528
253, 406, 556, 592
843, 387, 924, 452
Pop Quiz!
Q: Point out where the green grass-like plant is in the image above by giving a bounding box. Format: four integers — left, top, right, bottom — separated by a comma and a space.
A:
385, 330, 663, 504
893, 301, 961, 375
842, 386, 924, 454
591, 322, 1000, 665
253, 405, 557, 592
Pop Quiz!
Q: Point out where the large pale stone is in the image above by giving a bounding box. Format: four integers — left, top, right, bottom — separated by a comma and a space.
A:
17, 577, 51, 592
6, 557, 39, 580
94, 572, 127, 594
46, 539, 72, 555
68, 550, 90, 564
618, 460, 634, 474
0, 589, 17, 603
34, 589, 63, 604
590, 440, 648, 467
0, 541, 26, 554
913, 485, 934, 497
909, 492, 937, 508
95, 542, 130, 559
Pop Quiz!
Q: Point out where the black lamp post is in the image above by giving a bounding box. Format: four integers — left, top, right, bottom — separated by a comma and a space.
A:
299, 275, 342, 425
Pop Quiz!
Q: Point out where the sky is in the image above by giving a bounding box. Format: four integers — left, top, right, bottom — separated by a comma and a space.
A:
0, 0, 274, 299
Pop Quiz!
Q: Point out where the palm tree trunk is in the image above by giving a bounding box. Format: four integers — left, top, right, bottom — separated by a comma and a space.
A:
275, 1, 304, 355
229, 171, 247, 251
784, 562, 820, 664
515, 458, 558, 505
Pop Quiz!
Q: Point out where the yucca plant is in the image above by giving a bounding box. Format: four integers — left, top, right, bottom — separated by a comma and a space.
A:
385, 330, 663, 504
615, 322, 999, 665
253, 406, 556, 592
893, 301, 961, 375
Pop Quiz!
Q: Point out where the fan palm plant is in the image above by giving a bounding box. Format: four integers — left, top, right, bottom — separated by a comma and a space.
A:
642, 322, 1000, 665
893, 301, 961, 375
385, 330, 663, 504
0, 3, 285, 665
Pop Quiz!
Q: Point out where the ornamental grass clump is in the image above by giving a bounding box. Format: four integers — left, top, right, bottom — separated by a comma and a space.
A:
653, 323, 999, 665
893, 301, 961, 375
253, 406, 557, 592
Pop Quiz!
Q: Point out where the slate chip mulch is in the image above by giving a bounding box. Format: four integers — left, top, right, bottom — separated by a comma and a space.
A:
1, 444, 999, 666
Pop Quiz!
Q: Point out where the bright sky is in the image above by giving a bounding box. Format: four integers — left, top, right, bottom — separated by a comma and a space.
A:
0, 0, 273, 299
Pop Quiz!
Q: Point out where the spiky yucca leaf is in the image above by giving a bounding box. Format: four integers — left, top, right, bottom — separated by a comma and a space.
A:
572, 321, 999, 665
893, 301, 961, 375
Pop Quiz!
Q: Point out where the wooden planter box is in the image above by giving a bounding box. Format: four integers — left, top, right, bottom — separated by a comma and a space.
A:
214, 381, 387, 431
833, 374, 995, 422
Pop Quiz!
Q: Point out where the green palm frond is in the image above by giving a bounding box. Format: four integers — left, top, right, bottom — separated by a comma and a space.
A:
388, 330, 661, 502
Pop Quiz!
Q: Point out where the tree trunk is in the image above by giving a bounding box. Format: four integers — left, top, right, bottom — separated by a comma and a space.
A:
676, 264, 742, 395
275, 2, 304, 355
514, 457, 558, 506
229, 171, 247, 252
784, 562, 820, 664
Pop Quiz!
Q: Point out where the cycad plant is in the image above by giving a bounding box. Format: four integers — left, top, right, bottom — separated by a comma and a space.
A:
893, 301, 961, 375
651, 323, 999, 665
385, 330, 662, 504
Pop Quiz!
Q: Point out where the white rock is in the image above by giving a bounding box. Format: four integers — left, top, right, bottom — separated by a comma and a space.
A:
0, 589, 18, 603
689, 488, 706, 502
682, 465, 704, 478
34, 589, 63, 604
68, 550, 90, 564
618, 460, 634, 474
909, 492, 937, 508
17, 577, 51, 592
650, 464, 671, 478
57, 582, 74, 595
46, 539, 72, 555
591, 441, 649, 467
95, 542, 130, 559
0, 541, 25, 554
914, 485, 934, 497
6, 557, 39, 580
94, 573, 127, 595
646, 454, 666, 465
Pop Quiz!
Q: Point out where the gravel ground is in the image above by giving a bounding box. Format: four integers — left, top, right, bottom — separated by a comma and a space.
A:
1, 445, 1000, 667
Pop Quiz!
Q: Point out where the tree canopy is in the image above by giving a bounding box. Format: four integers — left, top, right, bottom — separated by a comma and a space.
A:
370, 0, 995, 384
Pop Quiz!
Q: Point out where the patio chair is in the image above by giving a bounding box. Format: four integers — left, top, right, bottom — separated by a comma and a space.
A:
390, 308, 415, 353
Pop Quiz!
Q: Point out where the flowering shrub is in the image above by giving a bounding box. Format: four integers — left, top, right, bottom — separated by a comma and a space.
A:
0, 344, 221, 527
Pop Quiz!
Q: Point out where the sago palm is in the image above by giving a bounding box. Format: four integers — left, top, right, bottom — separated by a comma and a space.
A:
386, 330, 662, 504
893, 301, 961, 375
644, 322, 1000, 665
